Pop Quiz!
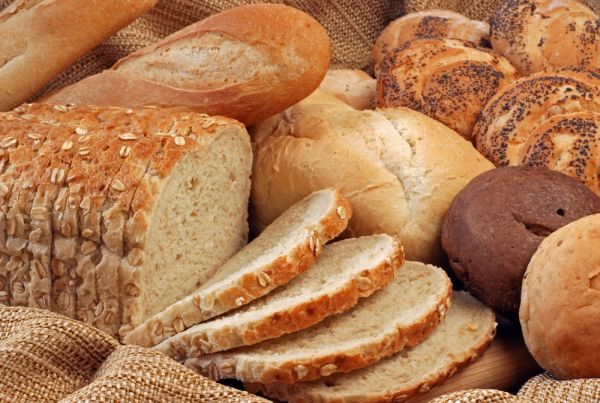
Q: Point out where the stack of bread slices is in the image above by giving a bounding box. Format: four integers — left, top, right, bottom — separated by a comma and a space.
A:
126, 188, 496, 402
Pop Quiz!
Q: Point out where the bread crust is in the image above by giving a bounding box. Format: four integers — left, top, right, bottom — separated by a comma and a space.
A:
373, 9, 490, 73
318, 70, 376, 110
42, 4, 331, 126
0, 0, 157, 111
377, 38, 517, 140
490, 0, 599, 76
184, 272, 452, 384
520, 214, 600, 379
124, 189, 351, 347
155, 235, 404, 356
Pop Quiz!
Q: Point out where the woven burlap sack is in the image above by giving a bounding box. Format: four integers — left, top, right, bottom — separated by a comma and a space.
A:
0, 306, 267, 402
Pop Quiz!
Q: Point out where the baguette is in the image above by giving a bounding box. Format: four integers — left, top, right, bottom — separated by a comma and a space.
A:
42, 4, 331, 126
0, 0, 158, 111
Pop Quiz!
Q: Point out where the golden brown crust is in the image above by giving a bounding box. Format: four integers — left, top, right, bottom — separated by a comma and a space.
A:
156, 237, 404, 357
376, 38, 517, 140
124, 190, 351, 348
490, 0, 599, 76
520, 214, 600, 379
373, 10, 491, 73
42, 4, 331, 126
0, 0, 157, 111
184, 281, 452, 384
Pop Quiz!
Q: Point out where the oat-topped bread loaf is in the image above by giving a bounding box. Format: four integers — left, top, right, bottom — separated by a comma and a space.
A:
251, 91, 493, 264
248, 291, 496, 403
490, 0, 599, 76
373, 10, 491, 72
0, 103, 252, 340
155, 234, 403, 356
125, 189, 350, 348
474, 71, 600, 194
376, 38, 517, 140
184, 261, 452, 384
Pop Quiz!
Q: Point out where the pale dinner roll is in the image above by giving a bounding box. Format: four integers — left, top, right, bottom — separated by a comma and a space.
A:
318, 69, 375, 110
377, 38, 518, 141
474, 70, 600, 194
521, 213, 600, 379
251, 90, 493, 264
490, 0, 599, 76
373, 9, 490, 73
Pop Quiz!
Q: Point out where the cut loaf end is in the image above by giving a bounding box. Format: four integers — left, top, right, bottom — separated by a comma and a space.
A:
249, 291, 496, 403
135, 126, 253, 324
125, 188, 351, 347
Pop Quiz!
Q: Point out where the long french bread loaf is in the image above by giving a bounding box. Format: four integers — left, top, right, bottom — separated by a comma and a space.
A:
154, 234, 403, 356
250, 91, 493, 264
125, 188, 351, 348
0, 0, 158, 111
2, 103, 252, 340
42, 4, 331, 126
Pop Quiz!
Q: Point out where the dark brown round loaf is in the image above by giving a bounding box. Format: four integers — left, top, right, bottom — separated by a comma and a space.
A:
441, 166, 600, 319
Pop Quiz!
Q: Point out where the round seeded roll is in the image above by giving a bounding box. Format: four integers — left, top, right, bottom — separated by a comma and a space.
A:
442, 166, 600, 319
373, 10, 491, 73
490, 0, 599, 76
521, 214, 600, 379
376, 38, 518, 141
474, 70, 600, 194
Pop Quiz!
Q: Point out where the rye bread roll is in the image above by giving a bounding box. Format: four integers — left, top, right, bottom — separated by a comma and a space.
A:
442, 166, 600, 319
42, 4, 331, 126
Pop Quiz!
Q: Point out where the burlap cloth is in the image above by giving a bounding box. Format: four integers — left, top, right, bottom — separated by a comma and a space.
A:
1, 0, 600, 401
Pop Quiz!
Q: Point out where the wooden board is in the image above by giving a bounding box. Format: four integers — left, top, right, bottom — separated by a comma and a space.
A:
407, 322, 542, 402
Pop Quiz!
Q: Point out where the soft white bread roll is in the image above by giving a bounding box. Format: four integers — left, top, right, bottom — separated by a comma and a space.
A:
250, 91, 493, 264
521, 214, 600, 379
318, 69, 376, 110
474, 70, 600, 194
2, 103, 252, 340
490, 0, 599, 76
376, 38, 518, 140
373, 9, 491, 73
0, 0, 157, 111
42, 4, 331, 126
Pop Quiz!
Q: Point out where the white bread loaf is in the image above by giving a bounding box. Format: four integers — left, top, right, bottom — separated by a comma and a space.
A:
490, 0, 599, 76
318, 70, 376, 110
521, 214, 600, 379
2, 103, 252, 339
373, 9, 491, 73
0, 0, 157, 111
185, 260, 451, 384
125, 188, 350, 348
42, 4, 331, 126
250, 91, 493, 264
376, 38, 518, 140
155, 234, 404, 356
248, 291, 496, 403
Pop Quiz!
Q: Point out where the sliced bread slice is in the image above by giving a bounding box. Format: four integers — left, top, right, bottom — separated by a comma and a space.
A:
124, 188, 351, 347
155, 234, 404, 357
249, 291, 496, 403
184, 261, 452, 384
